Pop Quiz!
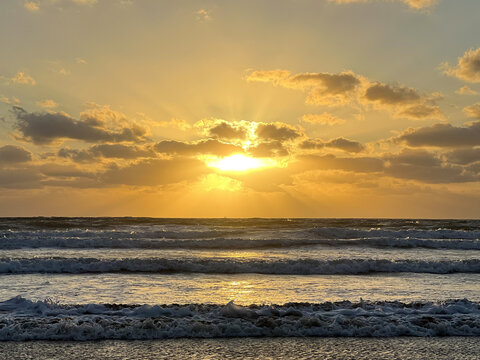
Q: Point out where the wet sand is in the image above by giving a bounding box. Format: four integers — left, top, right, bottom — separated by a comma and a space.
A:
1, 337, 480, 360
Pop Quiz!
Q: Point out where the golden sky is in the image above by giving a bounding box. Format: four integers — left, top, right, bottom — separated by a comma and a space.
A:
1, 0, 480, 217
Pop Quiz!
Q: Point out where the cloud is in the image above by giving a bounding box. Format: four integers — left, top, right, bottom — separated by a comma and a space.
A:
325, 138, 365, 153
247, 69, 443, 119
58, 144, 156, 162
248, 141, 289, 157
154, 139, 243, 157
255, 122, 302, 142
385, 149, 441, 167
397, 121, 480, 147
294, 149, 477, 184
364, 82, 420, 105
328, 0, 437, 10
208, 122, 248, 140
456, 86, 479, 95
0, 95, 20, 105
24, 2, 40, 12
294, 72, 361, 105
13, 107, 148, 145
38, 163, 94, 179
397, 104, 443, 120
301, 113, 346, 126
296, 154, 384, 173
11, 72, 36, 86
58, 68, 70, 76
464, 103, 480, 119
72, 0, 97, 4
445, 148, 480, 165
300, 137, 364, 153
102, 158, 208, 187
363, 83, 443, 119
385, 163, 476, 183
384, 150, 477, 183
0, 145, 32, 163
442, 47, 480, 83
246, 70, 362, 106
196, 9, 212, 22
0, 168, 43, 189
36, 100, 58, 109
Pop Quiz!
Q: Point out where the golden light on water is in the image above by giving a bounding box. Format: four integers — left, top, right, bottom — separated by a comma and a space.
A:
207, 154, 275, 172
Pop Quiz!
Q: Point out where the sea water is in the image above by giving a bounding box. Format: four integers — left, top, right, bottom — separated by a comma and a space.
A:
1, 218, 480, 357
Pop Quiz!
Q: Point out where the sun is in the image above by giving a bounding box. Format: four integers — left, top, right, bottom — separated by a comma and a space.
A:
207, 154, 274, 172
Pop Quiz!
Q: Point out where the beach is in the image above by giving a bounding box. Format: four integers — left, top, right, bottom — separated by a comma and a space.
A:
2, 338, 480, 360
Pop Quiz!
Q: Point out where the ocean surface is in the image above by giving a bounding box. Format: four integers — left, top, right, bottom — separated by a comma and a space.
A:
1, 217, 480, 357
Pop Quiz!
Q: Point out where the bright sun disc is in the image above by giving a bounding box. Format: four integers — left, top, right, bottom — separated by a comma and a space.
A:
208, 154, 272, 172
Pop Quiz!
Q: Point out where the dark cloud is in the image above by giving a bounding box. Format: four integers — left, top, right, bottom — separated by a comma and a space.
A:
102, 158, 208, 186
248, 141, 289, 157
59, 144, 156, 162
208, 122, 248, 140
299, 139, 324, 150
445, 148, 480, 165
0, 168, 43, 189
246, 70, 362, 105
364, 83, 420, 105
398, 104, 443, 120
58, 148, 96, 162
385, 163, 477, 184
294, 151, 477, 184
295, 154, 384, 173
255, 123, 301, 142
397, 121, 480, 147
325, 138, 364, 153
154, 139, 243, 156
37, 163, 95, 179
300, 137, 364, 153
13, 107, 148, 145
386, 149, 441, 167
290, 72, 361, 95
247, 69, 442, 118
0, 145, 32, 163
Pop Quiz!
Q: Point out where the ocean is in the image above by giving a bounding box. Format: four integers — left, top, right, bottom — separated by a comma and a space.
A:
1, 218, 480, 358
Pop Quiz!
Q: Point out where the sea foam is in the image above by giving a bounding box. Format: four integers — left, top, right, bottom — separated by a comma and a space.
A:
1, 296, 480, 340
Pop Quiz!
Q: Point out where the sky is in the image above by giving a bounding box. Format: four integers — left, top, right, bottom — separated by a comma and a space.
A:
1, 0, 480, 217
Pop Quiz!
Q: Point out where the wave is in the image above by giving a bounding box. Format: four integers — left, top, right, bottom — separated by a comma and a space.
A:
1, 296, 480, 340
310, 227, 480, 241
1, 217, 479, 231
2, 233, 480, 250
2, 257, 480, 275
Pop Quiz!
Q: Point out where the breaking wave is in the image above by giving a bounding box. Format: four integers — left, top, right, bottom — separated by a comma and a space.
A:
2, 257, 480, 275
1, 296, 480, 340
1, 232, 480, 251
